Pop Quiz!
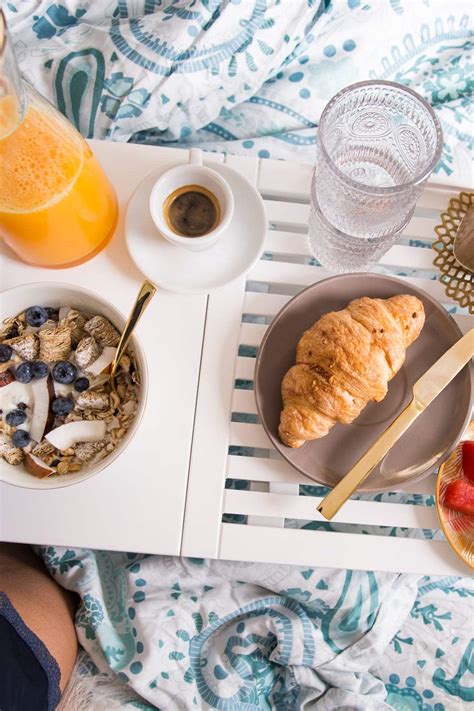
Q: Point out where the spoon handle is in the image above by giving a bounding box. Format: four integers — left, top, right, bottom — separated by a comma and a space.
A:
111, 280, 156, 381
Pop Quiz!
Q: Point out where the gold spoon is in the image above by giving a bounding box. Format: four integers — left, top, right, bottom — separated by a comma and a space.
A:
110, 280, 156, 392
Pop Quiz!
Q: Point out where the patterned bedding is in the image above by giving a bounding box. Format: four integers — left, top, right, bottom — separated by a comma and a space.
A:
5, 0, 473, 185
41, 548, 473, 711
4, 1, 473, 709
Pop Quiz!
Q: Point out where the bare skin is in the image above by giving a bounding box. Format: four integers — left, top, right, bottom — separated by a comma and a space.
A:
0, 543, 78, 692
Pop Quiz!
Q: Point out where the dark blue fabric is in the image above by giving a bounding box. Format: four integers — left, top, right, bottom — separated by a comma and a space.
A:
0, 592, 61, 711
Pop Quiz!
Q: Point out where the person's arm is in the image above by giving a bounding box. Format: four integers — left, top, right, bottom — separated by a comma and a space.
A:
0, 543, 78, 708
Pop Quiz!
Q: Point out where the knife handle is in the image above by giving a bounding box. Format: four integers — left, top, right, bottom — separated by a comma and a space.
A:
317, 400, 422, 521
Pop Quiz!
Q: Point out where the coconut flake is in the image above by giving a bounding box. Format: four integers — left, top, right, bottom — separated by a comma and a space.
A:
54, 381, 74, 398
24, 453, 55, 478
46, 420, 106, 451
0, 379, 33, 419
30, 377, 54, 443
85, 347, 116, 376
23, 319, 56, 334
58, 307, 70, 321
88, 373, 110, 388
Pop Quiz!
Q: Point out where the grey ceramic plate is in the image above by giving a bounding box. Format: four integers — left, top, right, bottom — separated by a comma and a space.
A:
254, 273, 472, 492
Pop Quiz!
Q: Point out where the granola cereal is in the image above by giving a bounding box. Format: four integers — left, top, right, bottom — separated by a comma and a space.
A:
0, 433, 24, 465
4, 333, 39, 361
38, 324, 72, 362
74, 440, 107, 463
0, 304, 140, 479
85, 315, 120, 347
64, 309, 89, 346
75, 336, 101, 369
76, 391, 110, 411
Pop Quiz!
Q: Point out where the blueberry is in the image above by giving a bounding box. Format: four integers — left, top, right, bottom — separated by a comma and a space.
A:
17, 402, 28, 411
45, 307, 59, 321
12, 429, 30, 448
0, 344, 13, 363
6, 409, 27, 426
52, 361, 77, 384
15, 362, 34, 383
74, 377, 89, 392
31, 361, 49, 379
51, 397, 74, 416
26, 306, 49, 328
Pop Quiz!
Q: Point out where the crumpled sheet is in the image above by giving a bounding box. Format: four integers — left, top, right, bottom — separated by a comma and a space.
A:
38, 547, 474, 710
6, 0, 473, 186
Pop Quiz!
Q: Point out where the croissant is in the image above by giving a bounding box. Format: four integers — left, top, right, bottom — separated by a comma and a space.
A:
279, 294, 425, 447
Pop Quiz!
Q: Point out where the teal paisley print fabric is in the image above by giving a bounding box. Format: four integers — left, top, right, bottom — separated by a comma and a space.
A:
37, 549, 474, 710
5, 0, 473, 186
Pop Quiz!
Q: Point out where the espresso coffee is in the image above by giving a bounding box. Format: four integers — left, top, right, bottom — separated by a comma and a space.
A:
164, 184, 220, 237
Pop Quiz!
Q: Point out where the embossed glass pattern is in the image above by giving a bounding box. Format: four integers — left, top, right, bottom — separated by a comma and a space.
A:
310, 80, 443, 271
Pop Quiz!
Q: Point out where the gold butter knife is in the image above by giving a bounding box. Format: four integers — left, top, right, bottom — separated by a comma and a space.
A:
317, 328, 474, 521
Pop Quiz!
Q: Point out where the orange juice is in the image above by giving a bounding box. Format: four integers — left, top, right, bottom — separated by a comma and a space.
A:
0, 94, 118, 268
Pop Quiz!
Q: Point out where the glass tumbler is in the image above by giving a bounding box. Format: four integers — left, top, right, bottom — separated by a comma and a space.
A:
309, 80, 443, 272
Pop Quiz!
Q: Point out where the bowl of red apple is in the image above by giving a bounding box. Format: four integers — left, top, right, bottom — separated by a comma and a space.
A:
0, 283, 147, 488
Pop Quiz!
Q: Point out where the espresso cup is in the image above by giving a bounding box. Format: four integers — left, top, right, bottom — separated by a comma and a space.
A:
149, 148, 234, 251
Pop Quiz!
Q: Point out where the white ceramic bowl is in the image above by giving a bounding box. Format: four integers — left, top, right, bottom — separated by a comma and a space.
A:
0, 283, 148, 489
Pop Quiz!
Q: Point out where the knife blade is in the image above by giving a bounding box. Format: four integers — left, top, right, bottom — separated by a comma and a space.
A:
317, 328, 474, 521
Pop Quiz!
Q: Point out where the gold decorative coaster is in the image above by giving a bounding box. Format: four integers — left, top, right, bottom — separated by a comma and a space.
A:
432, 191, 473, 314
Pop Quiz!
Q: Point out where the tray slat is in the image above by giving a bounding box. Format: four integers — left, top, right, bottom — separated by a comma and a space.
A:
243, 292, 472, 322
249, 260, 448, 301
235, 356, 256, 381
232, 388, 257, 414
223, 490, 439, 528
264, 200, 440, 241
266, 231, 438, 270
257, 157, 463, 210
226, 455, 438, 495
219, 523, 467, 575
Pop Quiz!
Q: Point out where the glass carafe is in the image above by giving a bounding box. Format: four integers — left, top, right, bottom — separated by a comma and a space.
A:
0, 11, 118, 268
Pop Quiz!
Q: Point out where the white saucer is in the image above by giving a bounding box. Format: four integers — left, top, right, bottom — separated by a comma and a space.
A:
125, 161, 267, 294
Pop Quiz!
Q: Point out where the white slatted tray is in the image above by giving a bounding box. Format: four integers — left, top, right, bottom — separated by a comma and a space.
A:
1, 141, 472, 576
179, 152, 473, 576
